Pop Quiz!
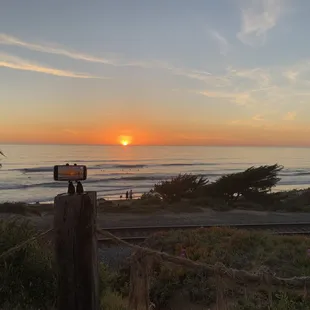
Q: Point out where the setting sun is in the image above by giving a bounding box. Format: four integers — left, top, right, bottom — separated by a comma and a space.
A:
119, 135, 132, 146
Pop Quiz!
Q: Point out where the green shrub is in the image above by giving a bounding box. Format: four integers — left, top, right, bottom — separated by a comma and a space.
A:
154, 174, 208, 202
140, 191, 162, 204
0, 219, 56, 309
100, 290, 127, 310
0, 219, 120, 309
144, 228, 310, 308
203, 164, 283, 203
0, 202, 44, 216
234, 292, 310, 310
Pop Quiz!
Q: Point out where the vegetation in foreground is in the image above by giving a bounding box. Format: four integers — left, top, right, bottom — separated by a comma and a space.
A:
0, 219, 126, 310
114, 228, 310, 309
2, 219, 310, 309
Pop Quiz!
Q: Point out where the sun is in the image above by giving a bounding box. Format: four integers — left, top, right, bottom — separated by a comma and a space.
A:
119, 135, 132, 146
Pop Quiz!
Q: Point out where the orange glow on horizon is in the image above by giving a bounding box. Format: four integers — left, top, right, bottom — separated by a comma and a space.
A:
4, 121, 310, 147
119, 135, 132, 146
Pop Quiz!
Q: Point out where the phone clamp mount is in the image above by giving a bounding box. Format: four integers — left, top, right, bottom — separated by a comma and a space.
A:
53, 163, 87, 195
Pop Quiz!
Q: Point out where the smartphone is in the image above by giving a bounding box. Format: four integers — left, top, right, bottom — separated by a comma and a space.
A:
54, 165, 87, 181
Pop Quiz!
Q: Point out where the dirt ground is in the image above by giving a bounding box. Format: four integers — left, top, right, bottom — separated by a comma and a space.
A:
3, 208, 310, 230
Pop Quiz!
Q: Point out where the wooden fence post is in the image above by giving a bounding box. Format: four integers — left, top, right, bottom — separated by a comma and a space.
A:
54, 191, 99, 310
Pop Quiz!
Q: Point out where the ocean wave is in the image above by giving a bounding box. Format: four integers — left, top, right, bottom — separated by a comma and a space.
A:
280, 172, 310, 177
160, 162, 216, 167
278, 179, 310, 186
0, 175, 161, 191
111, 164, 146, 169
20, 167, 53, 173
15, 162, 219, 172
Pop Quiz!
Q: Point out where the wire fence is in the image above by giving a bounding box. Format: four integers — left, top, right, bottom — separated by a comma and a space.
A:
1, 226, 310, 310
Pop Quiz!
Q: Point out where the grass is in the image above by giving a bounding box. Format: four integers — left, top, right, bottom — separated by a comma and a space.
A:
0, 202, 54, 216
0, 219, 56, 309
2, 218, 310, 309
0, 219, 126, 309
135, 228, 310, 309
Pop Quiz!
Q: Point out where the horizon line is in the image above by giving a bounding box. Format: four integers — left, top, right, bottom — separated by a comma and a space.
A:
1, 142, 310, 149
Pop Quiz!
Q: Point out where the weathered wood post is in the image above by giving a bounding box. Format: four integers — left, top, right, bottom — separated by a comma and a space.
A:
54, 191, 99, 310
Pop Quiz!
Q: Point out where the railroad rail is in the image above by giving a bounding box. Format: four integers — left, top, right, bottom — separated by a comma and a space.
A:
98, 222, 310, 244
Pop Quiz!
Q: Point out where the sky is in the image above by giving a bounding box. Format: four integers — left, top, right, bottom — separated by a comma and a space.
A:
1, 0, 310, 146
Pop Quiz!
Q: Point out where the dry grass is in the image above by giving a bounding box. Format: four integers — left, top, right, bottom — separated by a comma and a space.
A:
140, 228, 310, 309
0, 202, 54, 216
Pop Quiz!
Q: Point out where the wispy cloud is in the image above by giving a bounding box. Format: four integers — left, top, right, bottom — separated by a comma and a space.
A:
208, 29, 230, 55
227, 67, 271, 88
237, 0, 287, 46
0, 33, 171, 70
283, 70, 299, 82
0, 33, 220, 82
0, 53, 102, 78
198, 89, 252, 105
283, 111, 297, 121
252, 114, 264, 121
0, 33, 116, 65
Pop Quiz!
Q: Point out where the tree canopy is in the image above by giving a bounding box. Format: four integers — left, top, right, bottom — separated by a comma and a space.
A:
154, 174, 208, 202
152, 164, 283, 203
205, 164, 283, 202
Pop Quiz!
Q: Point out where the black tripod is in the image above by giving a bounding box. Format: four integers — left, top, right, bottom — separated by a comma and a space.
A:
67, 181, 84, 195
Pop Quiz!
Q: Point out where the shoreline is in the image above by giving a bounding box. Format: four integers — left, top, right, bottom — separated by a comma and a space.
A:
10, 185, 309, 206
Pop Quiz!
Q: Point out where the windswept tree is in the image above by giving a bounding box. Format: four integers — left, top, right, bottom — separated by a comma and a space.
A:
154, 174, 209, 202
205, 164, 283, 202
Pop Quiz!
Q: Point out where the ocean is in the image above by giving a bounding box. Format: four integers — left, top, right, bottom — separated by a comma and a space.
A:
1, 144, 310, 203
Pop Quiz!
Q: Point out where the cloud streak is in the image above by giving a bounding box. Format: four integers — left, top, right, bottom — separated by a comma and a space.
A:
208, 29, 230, 55
0, 53, 102, 78
237, 0, 287, 46
252, 114, 264, 121
198, 89, 252, 105
0, 33, 116, 65
0, 33, 172, 70
0, 33, 233, 85
0, 33, 220, 83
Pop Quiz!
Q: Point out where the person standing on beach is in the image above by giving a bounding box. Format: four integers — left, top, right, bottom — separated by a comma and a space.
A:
129, 189, 133, 199
126, 191, 129, 199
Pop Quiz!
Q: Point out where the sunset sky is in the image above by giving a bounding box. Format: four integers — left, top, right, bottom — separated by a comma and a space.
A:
1, 0, 310, 146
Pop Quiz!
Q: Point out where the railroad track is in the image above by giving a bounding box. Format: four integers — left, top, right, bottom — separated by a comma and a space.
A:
98, 222, 310, 244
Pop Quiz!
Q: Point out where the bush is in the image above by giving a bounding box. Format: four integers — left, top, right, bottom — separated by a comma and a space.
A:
204, 164, 283, 203
154, 174, 208, 202
149, 164, 284, 206
0, 202, 44, 216
140, 191, 162, 204
144, 228, 310, 308
0, 219, 120, 309
0, 219, 56, 309
100, 290, 127, 310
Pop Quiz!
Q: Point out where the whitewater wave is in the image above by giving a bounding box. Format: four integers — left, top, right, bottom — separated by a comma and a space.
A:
12, 162, 220, 173
0, 175, 163, 191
